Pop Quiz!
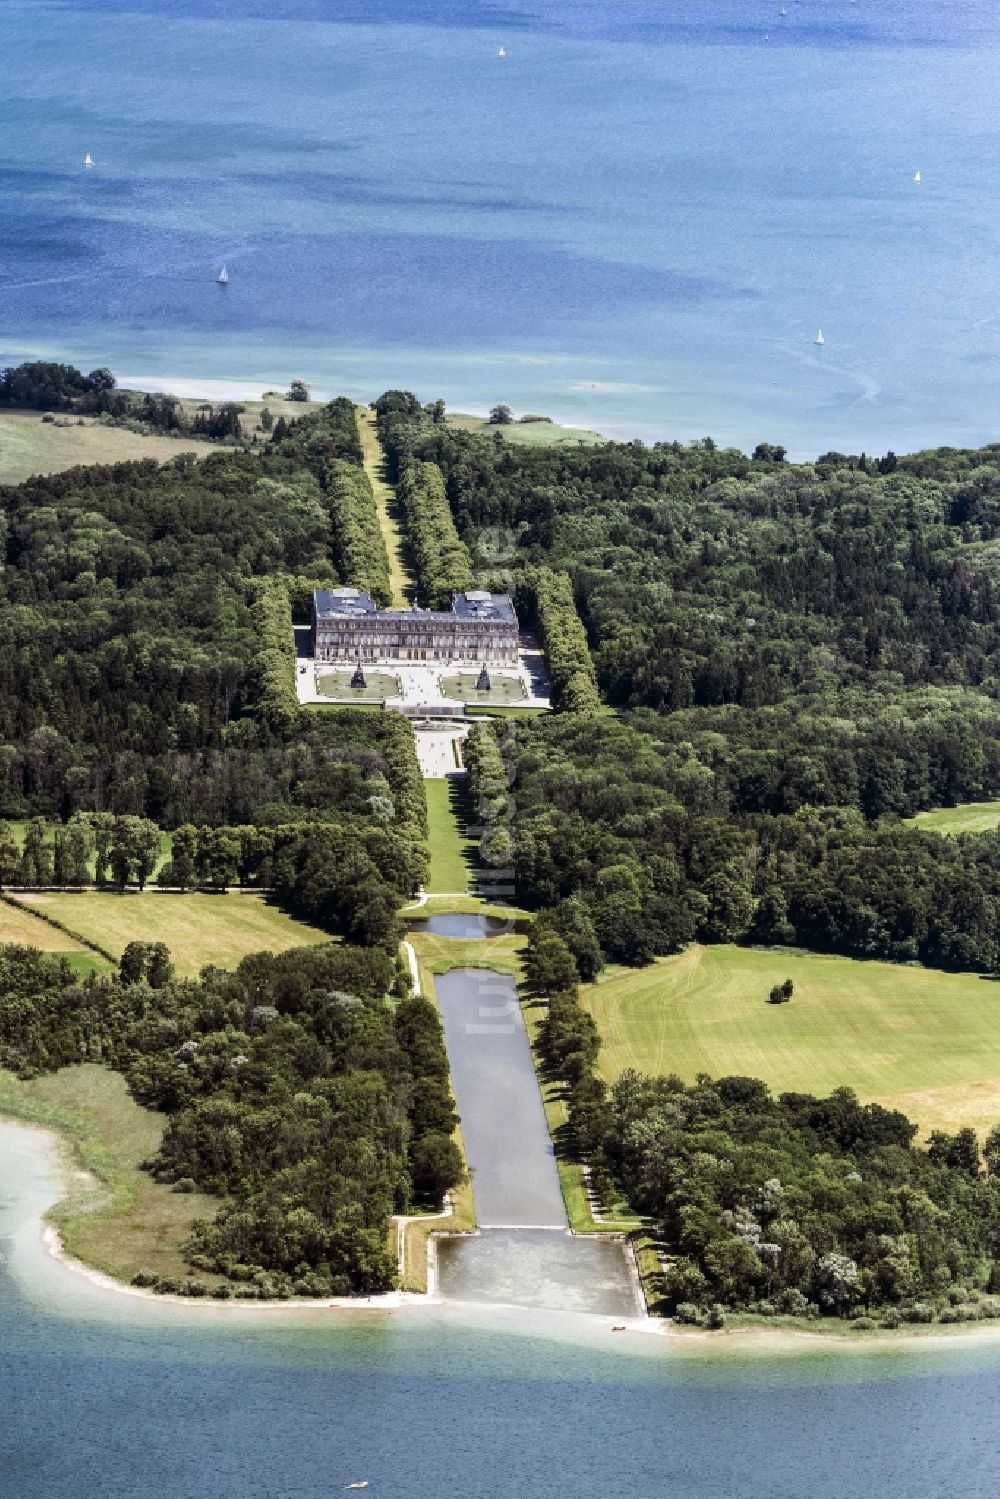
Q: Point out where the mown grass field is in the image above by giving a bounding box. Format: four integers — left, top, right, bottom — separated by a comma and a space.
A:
0, 411, 217, 484
0, 1064, 218, 1282
0, 897, 91, 953
582, 943, 1000, 1137
10, 892, 332, 976
423, 778, 475, 895
907, 799, 1000, 836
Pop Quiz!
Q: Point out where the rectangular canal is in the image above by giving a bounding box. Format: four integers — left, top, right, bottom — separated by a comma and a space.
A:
432, 966, 642, 1317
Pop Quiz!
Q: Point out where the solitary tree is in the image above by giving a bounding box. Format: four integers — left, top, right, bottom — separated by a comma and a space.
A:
287, 378, 310, 403
489, 403, 513, 425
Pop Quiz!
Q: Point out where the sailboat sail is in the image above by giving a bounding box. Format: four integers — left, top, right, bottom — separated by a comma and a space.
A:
815, 329, 825, 345
83, 153, 94, 167
217, 265, 229, 285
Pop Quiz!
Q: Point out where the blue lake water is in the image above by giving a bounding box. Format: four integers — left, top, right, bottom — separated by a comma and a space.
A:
4, 0, 1000, 455
5, 1120, 1000, 1498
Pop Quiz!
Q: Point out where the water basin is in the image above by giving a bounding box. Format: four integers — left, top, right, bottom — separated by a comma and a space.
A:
433, 968, 566, 1228
410, 914, 515, 938
437, 1229, 642, 1318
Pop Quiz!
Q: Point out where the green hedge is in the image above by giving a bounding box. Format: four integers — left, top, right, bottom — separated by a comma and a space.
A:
396, 460, 472, 609
251, 577, 299, 737
325, 458, 393, 608
530, 566, 602, 715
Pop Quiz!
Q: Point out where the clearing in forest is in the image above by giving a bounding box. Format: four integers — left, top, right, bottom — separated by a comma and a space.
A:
357, 406, 412, 608
9, 892, 332, 977
583, 943, 1000, 1138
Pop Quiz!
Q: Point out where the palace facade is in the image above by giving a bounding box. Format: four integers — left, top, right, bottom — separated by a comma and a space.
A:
311, 588, 519, 665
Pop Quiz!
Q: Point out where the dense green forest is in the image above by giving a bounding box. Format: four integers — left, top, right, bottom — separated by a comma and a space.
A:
0, 377, 455, 1293
10, 364, 1000, 1312
381, 393, 1000, 972
0, 942, 462, 1296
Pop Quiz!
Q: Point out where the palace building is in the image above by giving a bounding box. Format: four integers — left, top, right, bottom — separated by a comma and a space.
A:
311, 588, 519, 665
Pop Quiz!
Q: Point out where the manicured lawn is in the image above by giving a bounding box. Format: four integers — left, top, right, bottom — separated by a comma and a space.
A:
582, 943, 1000, 1137
907, 799, 1000, 836
0, 1064, 218, 1283
10, 892, 333, 976
423, 778, 475, 895
315, 668, 401, 701
439, 672, 526, 705
357, 407, 412, 608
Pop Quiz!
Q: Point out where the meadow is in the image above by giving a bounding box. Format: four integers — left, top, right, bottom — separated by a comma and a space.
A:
8, 892, 332, 976
907, 799, 1000, 836
582, 944, 1000, 1137
0, 1064, 217, 1283
0, 411, 217, 484
446, 413, 605, 447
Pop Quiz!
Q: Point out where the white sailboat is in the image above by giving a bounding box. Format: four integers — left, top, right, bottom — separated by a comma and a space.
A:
83, 153, 95, 168
914, 169, 922, 183
815, 329, 825, 346
497, 45, 506, 57
216, 265, 229, 285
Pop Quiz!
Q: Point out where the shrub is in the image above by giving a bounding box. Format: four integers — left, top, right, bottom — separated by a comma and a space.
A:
900, 1301, 936, 1323
672, 1301, 703, 1326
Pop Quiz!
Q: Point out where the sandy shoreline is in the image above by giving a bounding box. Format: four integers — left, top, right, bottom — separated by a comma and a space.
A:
7, 1112, 1000, 1355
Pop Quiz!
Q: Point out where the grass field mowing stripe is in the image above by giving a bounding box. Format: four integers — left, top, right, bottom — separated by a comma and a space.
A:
583, 943, 1000, 1138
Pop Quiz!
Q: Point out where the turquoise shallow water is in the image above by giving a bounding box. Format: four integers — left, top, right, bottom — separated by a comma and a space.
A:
5, 1121, 1000, 1497
3, 1, 1000, 455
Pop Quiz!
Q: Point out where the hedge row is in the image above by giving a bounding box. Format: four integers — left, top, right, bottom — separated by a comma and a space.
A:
375, 711, 429, 845
251, 577, 299, 737
529, 566, 602, 715
0, 892, 116, 963
325, 458, 393, 608
463, 722, 514, 869
396, 460, 472, 609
